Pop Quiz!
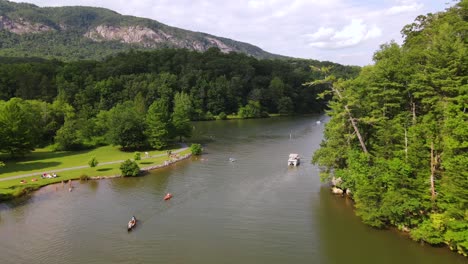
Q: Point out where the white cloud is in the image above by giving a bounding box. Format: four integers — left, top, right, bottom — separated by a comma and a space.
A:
305, 27, 335, 41
365, 25, 382, 39
305, 19, 382, 49
247, 0, 267, 9
386, 3, 424, 15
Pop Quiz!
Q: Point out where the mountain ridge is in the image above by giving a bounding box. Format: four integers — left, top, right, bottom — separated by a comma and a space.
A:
0, 0, 285, 60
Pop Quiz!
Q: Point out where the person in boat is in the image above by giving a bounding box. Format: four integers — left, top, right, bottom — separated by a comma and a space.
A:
164, 193, 172, 200
128, 216, 136, 231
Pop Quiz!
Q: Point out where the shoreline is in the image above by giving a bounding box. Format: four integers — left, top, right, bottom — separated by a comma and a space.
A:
0, 153, 192, 202
87, 153, 192, 180
328, 185, 466, 257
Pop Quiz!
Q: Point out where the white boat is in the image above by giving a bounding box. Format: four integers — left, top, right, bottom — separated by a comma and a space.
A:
288, 153, 300, 166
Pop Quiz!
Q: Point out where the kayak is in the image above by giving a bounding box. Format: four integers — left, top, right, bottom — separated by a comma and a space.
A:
164, 193, 173, 201
127, 216, 136, 231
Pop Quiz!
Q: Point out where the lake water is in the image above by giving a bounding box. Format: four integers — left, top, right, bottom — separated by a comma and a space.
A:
0, 116, 465, 264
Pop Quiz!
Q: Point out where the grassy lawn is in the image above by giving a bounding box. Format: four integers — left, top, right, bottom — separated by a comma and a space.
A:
225, 113, 282, 119
226, 114, 242, 119
268, 113, 281, 117
0, 148, 191, 199
0, 145, 183, 179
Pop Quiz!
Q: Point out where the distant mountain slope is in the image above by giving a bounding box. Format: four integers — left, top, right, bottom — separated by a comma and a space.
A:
0, 0, 284, 60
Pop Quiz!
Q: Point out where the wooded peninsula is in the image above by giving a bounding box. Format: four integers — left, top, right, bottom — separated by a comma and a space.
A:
312, 1, 467, 256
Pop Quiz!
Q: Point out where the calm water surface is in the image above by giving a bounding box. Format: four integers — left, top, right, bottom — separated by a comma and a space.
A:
0, 116, 465, 264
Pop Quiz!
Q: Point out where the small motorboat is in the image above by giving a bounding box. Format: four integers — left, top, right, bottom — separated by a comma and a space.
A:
127, 216, 137, 231
229, 157, 236, 162
164, 193, 173, 201
288, 153, 300, 166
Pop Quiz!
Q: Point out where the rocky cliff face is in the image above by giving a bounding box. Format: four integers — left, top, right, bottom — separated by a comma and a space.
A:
84, 25, 167, 46
0, 15, 237, 53
205, 37, 234, 53
0, 16, 53, 34
84, 24, 235, 53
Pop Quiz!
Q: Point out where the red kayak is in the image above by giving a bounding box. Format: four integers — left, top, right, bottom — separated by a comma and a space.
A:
164, 193, 173, 201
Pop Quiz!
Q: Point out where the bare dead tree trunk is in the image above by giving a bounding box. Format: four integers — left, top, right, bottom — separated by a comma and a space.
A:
332, 86, 369, 154
345, 105, 369, 154
412, 102, 416, 124
430, 141, 436, 200
404, 128, 408, 162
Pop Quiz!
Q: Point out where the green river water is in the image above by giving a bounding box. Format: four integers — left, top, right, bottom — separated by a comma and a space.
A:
0, 116, 465, 264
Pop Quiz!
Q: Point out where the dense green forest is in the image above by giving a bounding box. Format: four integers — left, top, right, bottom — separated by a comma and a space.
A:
313, 1, 467, 256
0, 47, 359, 157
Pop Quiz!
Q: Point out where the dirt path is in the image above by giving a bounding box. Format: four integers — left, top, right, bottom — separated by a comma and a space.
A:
0, 147, 188, 182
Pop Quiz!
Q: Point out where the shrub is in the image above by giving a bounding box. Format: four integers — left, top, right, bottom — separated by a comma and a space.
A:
80, 174, 90, 181
120, 159, 140, 176
204, 111, 215, 120
88, 156, 99, 167
190, 143, 202, 155
54, 120, 85, 151
134, 152, 141, 161
217, 112, 227, 120
238, 100, 262, 119
277, 96, 294, 115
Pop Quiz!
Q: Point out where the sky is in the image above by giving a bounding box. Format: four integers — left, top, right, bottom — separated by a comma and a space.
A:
10, 0, 453, 66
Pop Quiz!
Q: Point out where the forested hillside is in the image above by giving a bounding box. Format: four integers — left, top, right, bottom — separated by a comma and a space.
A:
0, 0, 282, 60
0, 47, 359, 155
312, 1, 467, 256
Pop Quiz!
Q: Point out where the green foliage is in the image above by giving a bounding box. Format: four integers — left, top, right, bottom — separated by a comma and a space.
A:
190, 143, 203, 155
217, 112, 227, 120
172, 92, 193, 141
204, 111, 215, 120
54, 118, 85, 150
88, 156, 98, 167
79, 174, 90, 181
238, 100, 263, 119
133, 152, 141, 161
444, 217, 468, 256
145, 99, 171, 150
119, 159, 140, 177
277, 96, 294, 115
410, 214, 446, 245
107, 102, 147, 150
0, 48, 354, 123
0, 98, 41, 157
312, 1, 468, 255
207, 76, 228, 115
0, 161, 4, 167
